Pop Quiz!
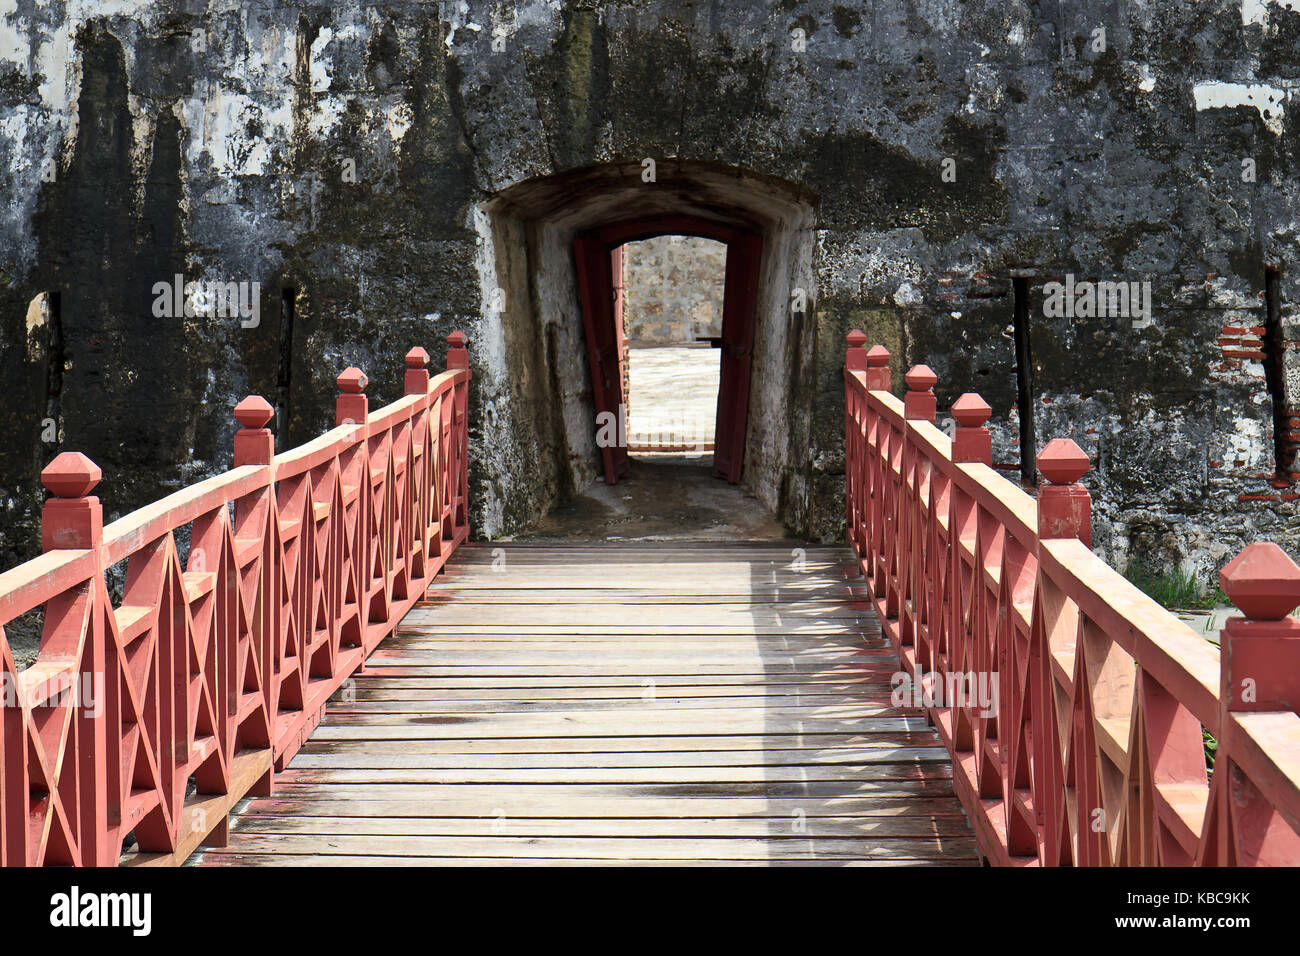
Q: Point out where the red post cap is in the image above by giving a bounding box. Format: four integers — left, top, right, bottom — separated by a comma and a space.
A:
337, 367, 369, 393
42, 452, 102, 499
405, 346, 430, 368
846, 330, 867, 348
1037, 438, 1090, 485
1219, 542, 1300, 621
866, 345, 890, 368
905, 365, 937, 391
233, 395, 274, 430
448, 331, 467, 349
951, 393, 992, 428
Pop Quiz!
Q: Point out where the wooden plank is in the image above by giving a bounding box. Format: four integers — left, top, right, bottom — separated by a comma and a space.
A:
297, 733, 940, 754
308, 716, 927, 738
225, 815, 974, 838
260, 780, 958, 798
199, 832, 978, 860
340, 684, 896, 699
275, 764, 952, 785
356, 659, 892, 674
346, 674, 893, 688
193, 853, 975, 867
226, 796, 969, 818
387, 633, 888, 645
403, 604, 876, 621
399, 630, 882, 638
331, 695, 902, 711
286, 747, 947, 769
325, 699, 908, 716
418, 592, 857, 603
382, 640, 887, 653
340, 686, 899, 702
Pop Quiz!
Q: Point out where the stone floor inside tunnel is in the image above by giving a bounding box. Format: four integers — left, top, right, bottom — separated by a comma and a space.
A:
507, 453, 791, 543
509, 340, 788, 544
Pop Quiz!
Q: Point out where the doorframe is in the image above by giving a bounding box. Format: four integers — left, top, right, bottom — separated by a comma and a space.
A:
573, 215, 763, 485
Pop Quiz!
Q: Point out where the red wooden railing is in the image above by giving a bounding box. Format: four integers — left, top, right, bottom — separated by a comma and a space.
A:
844, 331, 1300, 866
0, 334, 471, 866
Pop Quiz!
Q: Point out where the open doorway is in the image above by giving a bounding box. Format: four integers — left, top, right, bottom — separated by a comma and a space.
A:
574, 216, 762, 487
620, 235, 724, 465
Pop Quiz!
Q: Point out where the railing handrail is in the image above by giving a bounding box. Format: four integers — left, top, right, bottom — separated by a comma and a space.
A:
843, 333, 1300, 866
1038, 538, 1222, 730
1, 336, 472, 867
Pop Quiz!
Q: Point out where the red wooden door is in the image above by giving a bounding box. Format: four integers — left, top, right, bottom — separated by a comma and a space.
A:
574, 236, 630, 484
612, 246, 628, 421
712, 232, 762, 484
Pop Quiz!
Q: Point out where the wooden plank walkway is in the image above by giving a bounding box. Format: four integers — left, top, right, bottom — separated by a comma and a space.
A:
194, 542, 978, 866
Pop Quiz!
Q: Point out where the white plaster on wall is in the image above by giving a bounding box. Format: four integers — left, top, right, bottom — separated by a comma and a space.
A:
1226, 415, 1266, 466
310, 27, 334, 93
471, 201, 511, 539
1193, 81, 1291, 135
1241, 0, 1300, 26
181, 85, 294, 177
386, 102, 413, 143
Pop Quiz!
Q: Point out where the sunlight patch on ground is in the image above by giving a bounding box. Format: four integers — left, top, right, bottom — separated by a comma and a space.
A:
627, 346, 719, 450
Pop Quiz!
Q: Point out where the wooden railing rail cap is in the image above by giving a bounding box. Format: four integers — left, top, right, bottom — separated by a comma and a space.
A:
0, 549, 97, 621
101, 464, 269, 565
947, 461, 1039, 546
1227, 712, 1300, 834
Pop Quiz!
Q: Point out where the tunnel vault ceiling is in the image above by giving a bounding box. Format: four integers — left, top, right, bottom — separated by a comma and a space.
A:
488, 161, 817, 235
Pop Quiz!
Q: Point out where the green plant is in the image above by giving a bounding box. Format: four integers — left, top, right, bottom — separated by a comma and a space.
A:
1124, 559, 1225, 610
1204, 729, 1218, 772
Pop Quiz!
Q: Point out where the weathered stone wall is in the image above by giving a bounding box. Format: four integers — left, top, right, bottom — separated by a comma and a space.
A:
621, 235, 725, 345
1, 1, 1299, 582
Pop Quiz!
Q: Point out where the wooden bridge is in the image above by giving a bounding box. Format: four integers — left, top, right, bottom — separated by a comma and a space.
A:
2, 332, 1298, 866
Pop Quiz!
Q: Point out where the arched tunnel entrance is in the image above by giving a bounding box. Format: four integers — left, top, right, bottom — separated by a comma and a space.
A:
469, 161, 819, 540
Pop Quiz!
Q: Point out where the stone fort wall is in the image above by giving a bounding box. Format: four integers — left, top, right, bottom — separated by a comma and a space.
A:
1, 1, 1299, 581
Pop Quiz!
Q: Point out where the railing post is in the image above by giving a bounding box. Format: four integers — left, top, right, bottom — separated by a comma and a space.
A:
1214, 543, 1300, 865
844, 332, 867, 558
1036, 438, 1091, 547
446, 332, 471, 534
40, 451, 110, 865
233, 396, 275, 466
337, 367, 369, 431
405, 347, 431, 395
447, 330, 469, 372
41, 452, 103, 553
866, 345, 891, 391
904, 365, 937, 423
1217, 543, 1300, 713
230, 396, 277, 797
845, 330, 867, 371
951, 393, 993, 466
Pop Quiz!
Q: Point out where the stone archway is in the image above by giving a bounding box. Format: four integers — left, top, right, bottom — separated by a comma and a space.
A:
470, 160, 819, 539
